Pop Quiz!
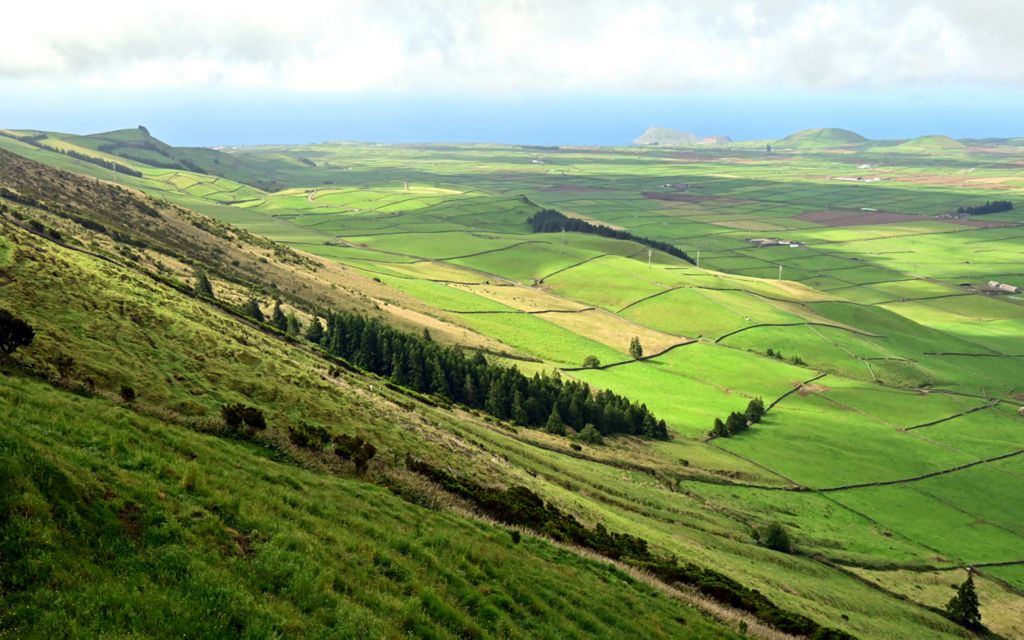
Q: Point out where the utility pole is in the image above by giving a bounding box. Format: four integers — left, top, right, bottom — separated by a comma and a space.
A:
778, 264, 783, 280
561, 228, 565, 247
648, 248, 652, 267
696, 249, 700, 268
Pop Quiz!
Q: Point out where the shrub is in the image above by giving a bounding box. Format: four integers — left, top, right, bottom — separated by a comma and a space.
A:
221, 403, 267, 437
577, 423, 604, 445
582, 354, 601, 368
0, 309, 35, 357
54, 354, 75, 381
288, 422, 330, 450
759, 522, 792, 553
119, 386, 137, 403
333, 434, 377, 472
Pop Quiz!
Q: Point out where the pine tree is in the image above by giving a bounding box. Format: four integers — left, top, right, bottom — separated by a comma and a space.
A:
428, 356, 450, 397
946, 574, 982, 629
305, 317, 324, 344
462, 374, 478, 407
193, 269, 214, 298
286, 312, 302, 336
271, 301, 288, 332
545, 405, 566, 436
745, 397, 766, 424
726, 411, 748, 435
628, 336, 643, 360
511, 390, 529, 425
243, 298, 264, 322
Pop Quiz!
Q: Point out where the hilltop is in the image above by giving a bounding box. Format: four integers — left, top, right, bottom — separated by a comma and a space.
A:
777, 127, 868, 148
894, 134, 968, 151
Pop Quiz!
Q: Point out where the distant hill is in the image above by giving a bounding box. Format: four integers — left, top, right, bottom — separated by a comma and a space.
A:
777, 128, 868, 149
895, 135, 967, 151
633, 127, 699, 146
65, 126, 282, 191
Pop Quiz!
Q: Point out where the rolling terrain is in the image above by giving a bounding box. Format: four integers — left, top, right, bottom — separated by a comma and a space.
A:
1, 125, 1023, 638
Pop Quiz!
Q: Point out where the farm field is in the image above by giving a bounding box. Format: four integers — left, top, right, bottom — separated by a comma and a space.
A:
3, 127, 1023, 638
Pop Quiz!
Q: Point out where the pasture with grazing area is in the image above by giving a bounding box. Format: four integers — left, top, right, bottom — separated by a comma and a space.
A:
2, 126, 1022, 639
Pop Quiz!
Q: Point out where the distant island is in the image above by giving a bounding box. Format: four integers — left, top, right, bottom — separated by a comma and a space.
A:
633, 127, 731, 146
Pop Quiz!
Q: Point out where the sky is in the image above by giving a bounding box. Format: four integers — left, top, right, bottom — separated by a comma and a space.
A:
2, 0, 1023, 145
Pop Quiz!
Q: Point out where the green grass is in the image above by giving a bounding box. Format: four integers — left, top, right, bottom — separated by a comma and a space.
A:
7, 131, 1024, 638
1, 375, 735, 640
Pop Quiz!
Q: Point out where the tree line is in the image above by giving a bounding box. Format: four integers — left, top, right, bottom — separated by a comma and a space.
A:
957, 201, 1013, 215
298, 310, 669, 439
711, 397, 764, 437
528, 208, 694, 264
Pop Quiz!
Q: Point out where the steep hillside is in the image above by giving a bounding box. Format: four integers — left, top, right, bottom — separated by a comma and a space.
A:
0, 167, 763, 639
3, 140, 1011, 639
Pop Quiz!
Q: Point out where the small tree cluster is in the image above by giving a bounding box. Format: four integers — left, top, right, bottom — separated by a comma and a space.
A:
582, 354, 601, 368
711, 398, 764, 437
957, 200, 1013, 215
333, 434, 377, 472
221, 403, 267, 437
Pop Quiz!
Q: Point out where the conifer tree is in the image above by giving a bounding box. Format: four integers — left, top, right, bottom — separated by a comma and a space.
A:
745, 397, 766, 424
305, 317, 324, 344
511, 390, 529, 425
286, 312, 302, 336
629, 336, 643, 360
271, 301, 288, 332
243, 298, 264, 322
946, 574, 982, 629
546, 405, 566, 436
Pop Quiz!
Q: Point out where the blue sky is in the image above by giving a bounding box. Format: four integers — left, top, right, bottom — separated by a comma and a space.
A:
3, 1, 1023, 145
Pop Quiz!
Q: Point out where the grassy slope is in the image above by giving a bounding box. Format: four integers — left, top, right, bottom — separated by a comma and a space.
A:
2, 137, 1014, 638
1, 374, 736, 640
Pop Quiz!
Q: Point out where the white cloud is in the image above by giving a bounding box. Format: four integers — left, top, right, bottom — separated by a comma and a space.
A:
2, 0, 1021, 92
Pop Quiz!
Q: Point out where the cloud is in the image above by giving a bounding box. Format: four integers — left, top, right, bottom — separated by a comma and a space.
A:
2, 0, 1022, 92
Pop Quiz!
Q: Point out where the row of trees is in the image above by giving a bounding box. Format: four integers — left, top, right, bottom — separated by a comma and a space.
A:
711, 397, 765, 437
303, 311, 668, 439
957, 200, 1013, 215
528, 208, 694, 264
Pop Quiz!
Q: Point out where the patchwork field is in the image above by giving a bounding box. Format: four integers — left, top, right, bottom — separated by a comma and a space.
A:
4, 127, 1023, 638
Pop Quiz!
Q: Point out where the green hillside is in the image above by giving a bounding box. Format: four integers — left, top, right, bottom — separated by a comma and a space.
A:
894, 135, 968, 152
777, 128, 868, 148
3, 132, 1021, 639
